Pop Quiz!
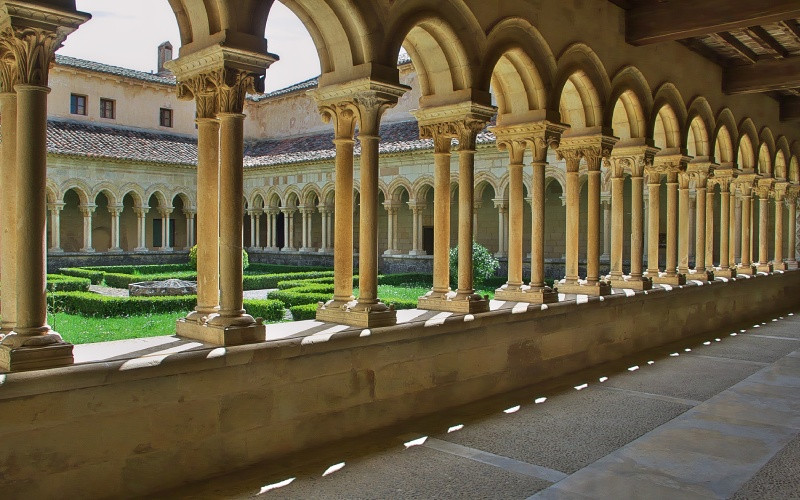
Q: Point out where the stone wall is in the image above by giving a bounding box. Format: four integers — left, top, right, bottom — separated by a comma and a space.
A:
47, 251, 189, 273
1, 272, 798, 498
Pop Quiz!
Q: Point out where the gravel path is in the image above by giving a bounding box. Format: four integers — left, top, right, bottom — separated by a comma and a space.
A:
89, 286, 278, 300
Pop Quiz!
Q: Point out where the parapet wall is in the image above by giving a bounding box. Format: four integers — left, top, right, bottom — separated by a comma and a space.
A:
1, 272, 799, 498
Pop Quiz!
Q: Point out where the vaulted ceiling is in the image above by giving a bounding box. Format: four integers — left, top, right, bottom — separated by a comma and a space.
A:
610, 0, 800, 121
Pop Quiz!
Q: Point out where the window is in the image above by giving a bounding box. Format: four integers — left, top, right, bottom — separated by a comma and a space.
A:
70, 94, 87, 115
100, 98, 115, 119
159, 108, 173, 128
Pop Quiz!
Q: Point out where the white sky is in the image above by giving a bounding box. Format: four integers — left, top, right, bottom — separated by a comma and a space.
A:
59, 0, 321, 92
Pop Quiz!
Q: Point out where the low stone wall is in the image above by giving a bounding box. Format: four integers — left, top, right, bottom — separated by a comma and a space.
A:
47, 251, 189, 273
1, 272, 798, 498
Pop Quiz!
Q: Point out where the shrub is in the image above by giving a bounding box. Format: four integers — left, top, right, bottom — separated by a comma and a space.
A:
47, 274, 91, 292
247, 263, 329, 273
381, 297, 418, 310
189, 245, 249, 271
276, 276, 337, 289
243, 271, 335, 290
268, 288, 332, 308
378, 273, 432, 287
242, 299, 285, 322
84, 264, 192, 274
290, 303, 319, 321
58, 268, 105, 285
50, 292, 197, 317
103, 271, 198, 289
449, 242, 500, 287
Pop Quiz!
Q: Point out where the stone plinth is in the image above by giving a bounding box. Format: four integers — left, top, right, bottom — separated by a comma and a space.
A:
316, 300, 398, 328
175, 318, 265, 346
417, 290, 490, 314
686, 270, 715, 282
557, 279, 612, 296
650, 273, 687, 286
737, 265, 757, 276
756, 264, 774, 274
494, 284, 558, 304
609, 276, 653, 291
129, 279, 197, 297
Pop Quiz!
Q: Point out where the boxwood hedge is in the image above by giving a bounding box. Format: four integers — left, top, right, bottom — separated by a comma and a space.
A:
46, 274, 91, 292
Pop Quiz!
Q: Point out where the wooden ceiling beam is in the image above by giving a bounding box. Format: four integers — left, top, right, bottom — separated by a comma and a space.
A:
713, 32, 759, 64
744, 25, 790, 58
627, 0, 800, 46
779, 20, 800, 45
724, 57, 800, 94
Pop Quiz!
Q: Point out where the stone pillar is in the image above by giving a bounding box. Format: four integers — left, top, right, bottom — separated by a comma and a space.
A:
686, 168, 712, 281
0, 91, 17, 335
134, 207, 149, 252
185, 209, 196, 249
717, 182, 732, 276
317, 205, 328, 252
628, 154, 652, 289
494, 124, 561, 303
47, 202, 64, 253
734, 193, 742, 263
159, 207, 173, 251
601, 198, 611, 262
737, 182, 755, 275
556, 136, 616, 295
664, 171, 680, 279
493, 199, 507, 258
473, 201, 481, 239
678, 172, 690, 275
705, 187, 714, 272
281, 208, 295, 250
408, 201, 426, 256
424, 127, 453, 301
688, 193, 696, 263
0, 4, 89, 371
608, 166, 624, 281
298, 207, 311, 252
645, 170, 661, 278
647, 155, 688, 286
786, 190, 798, 269
383, 202, 399, 255
756, 182, 774, 273
80, 204, 96, 252
249, 210, 258, 250
269, 209, 279, 250
773, 184, 787, 270
109, 204, 123, 252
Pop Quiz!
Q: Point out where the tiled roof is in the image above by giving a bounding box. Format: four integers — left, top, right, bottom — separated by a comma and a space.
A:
47, 119, 197, 166
46, 118, 496, 168
55, 55, 177, 86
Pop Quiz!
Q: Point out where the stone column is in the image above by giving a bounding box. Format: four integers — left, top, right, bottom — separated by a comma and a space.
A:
556, 136, 616, 295
734, 193, 742, 263
317, 205, 328, 252
408, 202, 426, 255
493, 199, 507, 258
773, 184, 787, 270
80, 204, 96, 252
608, 165, 624, 281
248, 209, 258, 250
687, 169, 712, 280
664, 171, 680, 279
494, 124, 561, 303
717, 181, 732, 277
185, 209, 196, 249
688, 193, 696, 263
159, 207, 173, 251
109, 204, 123, 252
134, 207, 149, 252
0, 90, 17, 335
705, 187, 714, 272
473, 201, 481, 239
756, 182, 774, 273
678, 172, 690, 275
281, 208, 295, 251
645, 170, 661, 278
786, 190, 798, 269
269, 209, 279, 250
629, 155, 651, 289
0, 5, 89, 371
383, 202, 398, 255
601, 198, 611, 262
422, 126, 453, 302
48, 202, 64, 253
737, 182, 755, 275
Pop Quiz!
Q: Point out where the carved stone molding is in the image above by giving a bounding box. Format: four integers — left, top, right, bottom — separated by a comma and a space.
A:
492, 121, 568, 163
605, 144, 658, 178
556, 134, 618, 172
412, 100, 496, 153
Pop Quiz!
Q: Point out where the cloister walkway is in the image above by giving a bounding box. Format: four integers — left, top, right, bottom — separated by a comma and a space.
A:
164, 311, 799, 499
71, 286, 799, 499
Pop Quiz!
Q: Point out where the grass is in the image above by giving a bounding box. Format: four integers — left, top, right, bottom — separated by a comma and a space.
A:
49, 312, 184, 345
354, 284, 496, 301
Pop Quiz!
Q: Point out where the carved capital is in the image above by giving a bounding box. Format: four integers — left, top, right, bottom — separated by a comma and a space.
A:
413, 100, 495, 154
605, 144, 657, 178
79, 204, 96, 216
133, 207, 149, 217
784, 187, 798, 205
557, 134, 617, 172
491, 121, 568, 164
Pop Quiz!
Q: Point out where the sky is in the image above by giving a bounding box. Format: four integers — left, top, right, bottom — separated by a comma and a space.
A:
59, 0, 321, 92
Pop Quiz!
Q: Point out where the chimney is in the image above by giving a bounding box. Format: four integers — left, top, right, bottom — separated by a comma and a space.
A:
157, 41, 173, 74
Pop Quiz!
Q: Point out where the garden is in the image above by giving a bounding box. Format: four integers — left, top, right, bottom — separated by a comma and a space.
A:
41, 243, 521, 344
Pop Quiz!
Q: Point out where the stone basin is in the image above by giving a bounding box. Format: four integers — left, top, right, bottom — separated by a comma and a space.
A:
128, 279, 197, 297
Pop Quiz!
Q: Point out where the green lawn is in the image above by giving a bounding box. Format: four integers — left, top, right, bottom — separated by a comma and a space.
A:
354, 285, 496, 301
49, 312, 184, 344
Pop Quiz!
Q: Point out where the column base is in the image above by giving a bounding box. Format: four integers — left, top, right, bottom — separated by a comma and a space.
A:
49, 247, 63, 253
108, 247, 123, 253
715, 267, 736, 278
756, 263, 774, 273
318, 247, 331, 253
494, 252, 508, 259
608, 276, 653, 291
686, 270, 714, 281
81, 248, 96, 253
557, 279, 612, 296
175, 318, 265, 346
495, 284, 558, 304
315, 299, 397, 328
785, 260, 798, 270
383, 249, 400, 256
772, 261, 788, 271
0, 333, 73, 372
650, 273, 687, 286
417, 290, 490, 314
281, 247, 297, 253
408, 250, 427, 256
736, 265, 757, 276
299, 247, 315, 253
134, 247, 149, 253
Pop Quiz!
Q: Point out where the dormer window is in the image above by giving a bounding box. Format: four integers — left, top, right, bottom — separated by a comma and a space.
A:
70, 94, 87, 115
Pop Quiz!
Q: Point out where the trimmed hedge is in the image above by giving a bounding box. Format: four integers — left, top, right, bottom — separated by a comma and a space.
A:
243, 271, 335, 290
46, 274, 91, 292
84, 264, 192, 274
378, 273, 432, 287
290, 303, 318, 321
248, 263, 329, 273
49, 291, 285, 322
103, 271, 198, 289
58, 268, 105, 285
269, 288, 332, 308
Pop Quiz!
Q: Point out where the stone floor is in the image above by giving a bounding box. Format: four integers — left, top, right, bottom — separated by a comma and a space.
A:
148, 304, 800, 499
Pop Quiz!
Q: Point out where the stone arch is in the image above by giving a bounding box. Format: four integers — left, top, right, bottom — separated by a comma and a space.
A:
250, 189, 267, 209
144, 185, 170, 208
411, 175, 435, 201
686, 96, 715, 159
60, 179, 91, 205
300, 183, 322, 206
737, 118, 759, 170
650, 83, 687, 151
758, 127, 776, 177
387, 177, 413, 202
319, 182, 336, 206
283, 187, 301, 208
172, 191, 194, 210
90, 182, 120, 207
713, 108, 738, 166
384, 3, 483, 99
606, 66, 652, 140
545, 165, 567, 193
481, 17, 556, 121
118, 183, 145, 208
46, 179, 59, 204
551, 43, 610, 129
776, 136, 791, 180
